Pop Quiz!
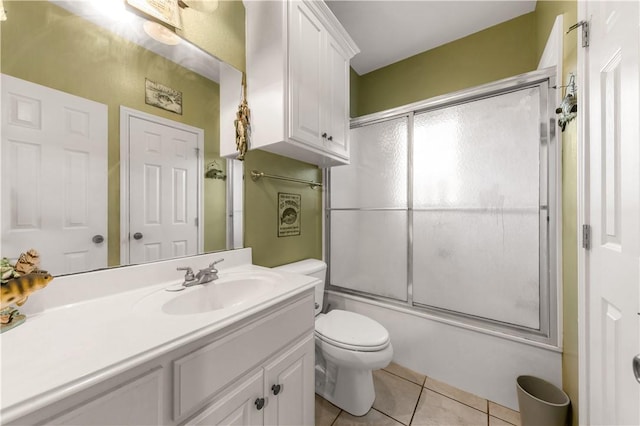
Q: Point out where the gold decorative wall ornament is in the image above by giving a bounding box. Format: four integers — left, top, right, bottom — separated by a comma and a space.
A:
234, 72, 250, 161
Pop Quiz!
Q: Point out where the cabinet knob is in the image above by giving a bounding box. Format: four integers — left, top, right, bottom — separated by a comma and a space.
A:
254, 397, 265, 410
321, 132, 327, 138
271, 384, 282, 395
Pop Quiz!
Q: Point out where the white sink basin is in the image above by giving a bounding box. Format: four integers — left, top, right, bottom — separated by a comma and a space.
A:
135, 271, 279, 315
163, 276, 276, 315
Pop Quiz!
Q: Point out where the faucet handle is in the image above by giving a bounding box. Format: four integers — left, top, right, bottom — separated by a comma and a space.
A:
177, 266, 195, 281
209, 258, 224, 270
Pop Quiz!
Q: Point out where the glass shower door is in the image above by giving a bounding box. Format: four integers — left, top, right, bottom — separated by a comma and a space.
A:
412, 87, 545, 329
329, 116, 409, 301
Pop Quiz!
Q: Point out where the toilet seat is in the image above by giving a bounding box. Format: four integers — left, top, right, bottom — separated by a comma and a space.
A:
315, 310, 390, 352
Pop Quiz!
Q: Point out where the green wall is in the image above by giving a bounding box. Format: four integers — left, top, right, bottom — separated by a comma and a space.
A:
243, 151, 323, 267
1, 1, 227, 265
351, 1, 578, 422
178, 0, 246, 72
351, 12, 537, 117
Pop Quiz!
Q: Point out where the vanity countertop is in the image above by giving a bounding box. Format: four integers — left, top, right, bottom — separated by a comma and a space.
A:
0, 259, 317, 423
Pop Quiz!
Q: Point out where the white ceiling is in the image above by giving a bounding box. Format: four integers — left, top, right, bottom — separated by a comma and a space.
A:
326, 1, 537, 75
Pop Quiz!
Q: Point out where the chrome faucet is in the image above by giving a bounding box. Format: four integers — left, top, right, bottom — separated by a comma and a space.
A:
195, 258, 224, 285
176, 258, 224, 288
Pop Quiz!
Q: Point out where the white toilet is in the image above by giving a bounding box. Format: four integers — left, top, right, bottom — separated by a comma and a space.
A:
274, 259, 393, 416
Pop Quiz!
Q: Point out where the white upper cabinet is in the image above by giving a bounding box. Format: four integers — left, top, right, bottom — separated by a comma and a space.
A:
230, 0, 359, 167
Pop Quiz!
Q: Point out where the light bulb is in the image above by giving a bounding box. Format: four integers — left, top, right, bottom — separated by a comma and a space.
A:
143, 20, 181, 46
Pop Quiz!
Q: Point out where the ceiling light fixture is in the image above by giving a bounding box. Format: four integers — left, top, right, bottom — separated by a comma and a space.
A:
143, 20, 181, 46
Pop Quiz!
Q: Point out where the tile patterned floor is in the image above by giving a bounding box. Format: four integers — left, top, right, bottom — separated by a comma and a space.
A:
315, 362, 521, 426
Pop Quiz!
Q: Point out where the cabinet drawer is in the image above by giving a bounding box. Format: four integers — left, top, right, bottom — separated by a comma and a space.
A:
46, 368, 163, 426
173, 294, 314, 419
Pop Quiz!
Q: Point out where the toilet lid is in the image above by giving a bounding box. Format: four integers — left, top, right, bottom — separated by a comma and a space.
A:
315, 310, 390, 351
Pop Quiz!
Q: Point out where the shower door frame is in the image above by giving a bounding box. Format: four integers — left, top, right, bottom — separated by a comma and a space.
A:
325, 67, 561, 347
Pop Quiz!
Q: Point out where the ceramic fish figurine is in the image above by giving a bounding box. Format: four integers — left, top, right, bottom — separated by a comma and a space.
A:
0, 270, 53, 309
0, 257, 18, 283
14, 249, 40, 275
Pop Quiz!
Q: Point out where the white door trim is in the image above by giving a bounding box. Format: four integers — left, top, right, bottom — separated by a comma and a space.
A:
119, 107, 204, 265
576, 1, 589, 423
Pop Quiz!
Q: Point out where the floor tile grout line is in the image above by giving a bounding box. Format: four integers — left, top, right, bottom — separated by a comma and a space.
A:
407, 386, 424, 426
329, 409, 342, 426
372, 407, 408, 426
381, 367, 493, 417
421, 386, 489, 416
489, 414, 518, 426
381, 368, 426, 387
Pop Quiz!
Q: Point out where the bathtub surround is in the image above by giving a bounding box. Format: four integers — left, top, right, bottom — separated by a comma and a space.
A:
327, 291, 561, 411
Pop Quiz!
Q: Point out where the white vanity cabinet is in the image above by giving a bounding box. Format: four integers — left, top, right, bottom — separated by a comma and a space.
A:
7, 292, 315, 426
230, 0, 359, 167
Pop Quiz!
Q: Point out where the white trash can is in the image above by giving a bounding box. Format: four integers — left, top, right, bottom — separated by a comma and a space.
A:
516, 375, 570, 426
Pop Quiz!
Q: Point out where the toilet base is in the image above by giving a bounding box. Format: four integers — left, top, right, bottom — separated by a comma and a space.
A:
315, 342, 393, 417
316, 362, 376, 416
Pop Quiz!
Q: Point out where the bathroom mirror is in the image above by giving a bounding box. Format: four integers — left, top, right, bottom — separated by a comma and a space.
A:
0, 0, 243, 276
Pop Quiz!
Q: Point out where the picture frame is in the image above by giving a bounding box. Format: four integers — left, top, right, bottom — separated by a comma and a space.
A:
145, 79, 183, 115
278, 193, 301, 237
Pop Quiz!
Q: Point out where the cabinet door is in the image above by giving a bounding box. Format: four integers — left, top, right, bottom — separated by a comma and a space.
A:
186, 370, 264, 426
289, 1, 323, 148
263, 334, 315, 426
324, 35, 350, 159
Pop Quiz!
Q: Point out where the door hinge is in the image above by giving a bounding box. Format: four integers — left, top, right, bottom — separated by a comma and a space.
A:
195, 217, 199, 227
567, 21, 589, 48
195, 147, 200, 158
582, 224, 591, 250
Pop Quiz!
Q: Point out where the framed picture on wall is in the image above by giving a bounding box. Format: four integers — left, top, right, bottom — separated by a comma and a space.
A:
278, 193, 301, 237
145, 79, 182, 114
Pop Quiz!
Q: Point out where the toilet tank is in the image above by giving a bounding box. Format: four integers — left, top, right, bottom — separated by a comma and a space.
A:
273, 259, 326, 315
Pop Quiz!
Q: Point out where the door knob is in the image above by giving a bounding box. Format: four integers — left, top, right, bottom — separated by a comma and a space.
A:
321, 132, 327, 138
254, 397, 265, 410
328, 135, 333, 141
133, 232, 143, 240
92, 235, 104, 244
633, 354, 640, 383
271, 384, 282, 395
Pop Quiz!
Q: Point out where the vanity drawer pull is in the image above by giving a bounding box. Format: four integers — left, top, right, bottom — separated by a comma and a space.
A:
271, 384, 282, 395
254, 397, 265, 410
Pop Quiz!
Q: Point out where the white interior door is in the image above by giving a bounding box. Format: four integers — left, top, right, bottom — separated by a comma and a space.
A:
583, 0, 640, 424
124, 110, 201, 265
1, 74, 107, 275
